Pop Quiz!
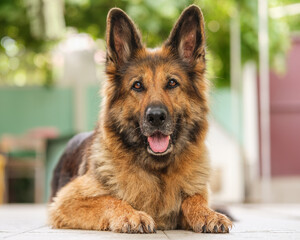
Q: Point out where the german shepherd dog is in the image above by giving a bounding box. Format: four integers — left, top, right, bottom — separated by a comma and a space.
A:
49, 5, 232, 233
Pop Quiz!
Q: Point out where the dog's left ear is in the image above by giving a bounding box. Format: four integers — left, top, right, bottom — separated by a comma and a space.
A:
165, 5, 205, 63
106, 8, 143, 66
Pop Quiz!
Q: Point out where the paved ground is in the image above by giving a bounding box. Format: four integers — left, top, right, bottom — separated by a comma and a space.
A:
0, 204, 299, 239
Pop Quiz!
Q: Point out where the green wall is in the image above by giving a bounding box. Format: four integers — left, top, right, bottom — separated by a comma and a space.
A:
0, 87, 74, 136
86, 86, 101, 130
0, 86, 101, 136
210, 87, 243, 143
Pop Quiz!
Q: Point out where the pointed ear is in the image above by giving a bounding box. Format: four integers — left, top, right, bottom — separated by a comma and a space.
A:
165, 5, 205, 63
106, 8, 143, 66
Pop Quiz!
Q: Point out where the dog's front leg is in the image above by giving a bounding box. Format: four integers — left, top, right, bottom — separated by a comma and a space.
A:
181, 193, 232, 233
48, 176, 156, 233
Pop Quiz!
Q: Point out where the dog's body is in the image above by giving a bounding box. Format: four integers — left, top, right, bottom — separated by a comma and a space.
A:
49, 5, 232, 233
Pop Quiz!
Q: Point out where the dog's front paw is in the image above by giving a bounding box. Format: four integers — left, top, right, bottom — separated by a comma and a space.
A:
190, 210, 232, 233
109, 210, 156, 233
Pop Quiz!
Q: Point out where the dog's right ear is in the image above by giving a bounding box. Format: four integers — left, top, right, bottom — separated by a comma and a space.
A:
106, 8, 143, 66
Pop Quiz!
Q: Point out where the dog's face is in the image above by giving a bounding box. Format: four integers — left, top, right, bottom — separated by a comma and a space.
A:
104, 5, 208, 170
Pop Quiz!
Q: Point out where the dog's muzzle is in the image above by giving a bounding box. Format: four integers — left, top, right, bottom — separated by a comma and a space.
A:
143, 104, 173, 155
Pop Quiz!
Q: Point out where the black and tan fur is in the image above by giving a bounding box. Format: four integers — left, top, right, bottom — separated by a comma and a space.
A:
49, 5, 232, 233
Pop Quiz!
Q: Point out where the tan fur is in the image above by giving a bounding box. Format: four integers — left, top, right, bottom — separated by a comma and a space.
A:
48, 5, 232, 233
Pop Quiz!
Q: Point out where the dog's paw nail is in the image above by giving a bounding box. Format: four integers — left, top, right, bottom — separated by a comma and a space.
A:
221, 224, 225, 233
138, 225, 143, 233
213, 225, 218, 233
202, 225, 207, 233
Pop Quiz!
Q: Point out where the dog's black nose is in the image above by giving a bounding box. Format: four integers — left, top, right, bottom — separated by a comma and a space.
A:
146, 106, 167, 127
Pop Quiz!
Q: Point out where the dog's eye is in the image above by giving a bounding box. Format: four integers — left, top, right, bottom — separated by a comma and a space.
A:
132, 81, 144, 92
167, 79, 179, 89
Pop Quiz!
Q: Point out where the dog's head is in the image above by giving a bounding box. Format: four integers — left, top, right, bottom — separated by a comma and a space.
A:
103, 5, 208, 170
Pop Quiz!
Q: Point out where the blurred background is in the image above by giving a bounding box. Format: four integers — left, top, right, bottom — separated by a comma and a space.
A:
0, 0, 299, 204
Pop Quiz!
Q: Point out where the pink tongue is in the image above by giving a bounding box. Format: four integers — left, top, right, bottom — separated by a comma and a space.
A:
148, 133, 169, 153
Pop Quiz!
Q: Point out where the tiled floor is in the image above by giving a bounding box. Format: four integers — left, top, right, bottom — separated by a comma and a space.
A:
0, 204, 299, 239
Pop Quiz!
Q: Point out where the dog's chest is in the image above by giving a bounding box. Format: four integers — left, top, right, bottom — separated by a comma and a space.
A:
120, 172, 183, 229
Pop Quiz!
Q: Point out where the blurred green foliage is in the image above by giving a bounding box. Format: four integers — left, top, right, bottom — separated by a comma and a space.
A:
0, 0, 299, 86
0, 0, 54, 86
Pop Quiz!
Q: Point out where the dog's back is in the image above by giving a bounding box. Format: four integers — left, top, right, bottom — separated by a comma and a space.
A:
50, 132, 93, 200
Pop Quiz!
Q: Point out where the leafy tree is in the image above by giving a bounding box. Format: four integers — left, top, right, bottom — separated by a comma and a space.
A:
0, 0, 299, 86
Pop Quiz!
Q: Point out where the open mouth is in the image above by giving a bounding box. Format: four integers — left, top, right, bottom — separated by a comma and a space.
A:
147, 131, 172, 155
